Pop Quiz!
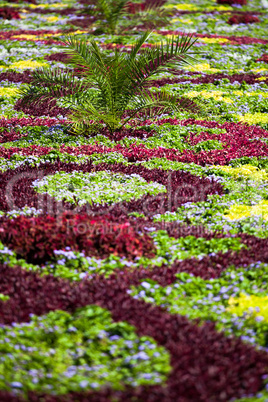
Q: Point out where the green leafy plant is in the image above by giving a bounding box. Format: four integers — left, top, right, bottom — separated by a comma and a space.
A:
18, 31, 200, 136
80, 0, 129, 35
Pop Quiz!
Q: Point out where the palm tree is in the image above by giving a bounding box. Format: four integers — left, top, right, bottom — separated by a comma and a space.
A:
18, 31, 200, 136
80, 0, 174, 34
125, 0, 175, 31
79, 0, 129, 35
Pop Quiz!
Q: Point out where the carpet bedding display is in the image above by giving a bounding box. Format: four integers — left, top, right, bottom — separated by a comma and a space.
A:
0, 0, 268, 401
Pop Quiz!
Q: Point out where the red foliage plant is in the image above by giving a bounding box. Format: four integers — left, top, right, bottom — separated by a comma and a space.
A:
8, 0, 36, 3
0, 161, 223, 217
0, 7, 20, 19
44, 52, 71, 63
0, 253, 268, 400
217, 0, 247, 4
0, 117, 60, 127
165, 30, 268, 46
0, 117, 61, 143
159, 31, 268, 45
1, 119, 268, 165
14, 96, 69, 118
228, 14, 260, 25
0, 29, 67, 44
256, 54, 268, 64
0, 71, 33, 83
149, 71, 267, 86
0, 214, 156, 263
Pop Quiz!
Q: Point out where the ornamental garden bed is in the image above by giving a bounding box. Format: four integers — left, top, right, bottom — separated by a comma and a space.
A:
0, 0, 268, 401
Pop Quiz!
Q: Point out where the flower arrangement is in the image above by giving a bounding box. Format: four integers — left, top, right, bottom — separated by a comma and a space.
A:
0, 0, 267, 400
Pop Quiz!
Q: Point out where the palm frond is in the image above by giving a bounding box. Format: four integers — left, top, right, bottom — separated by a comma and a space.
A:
18, 67, 90, 109
128, 31, 152, 60
63, 35, 118, 112
133, 34, 197, 76
122, 33, 198, 98
121, 88, 202, 127
63, 36, 107, 78
118, 88, 179, 127
69, 98, 121, 134
176, 96, 201, 114
135, 88, 180, 108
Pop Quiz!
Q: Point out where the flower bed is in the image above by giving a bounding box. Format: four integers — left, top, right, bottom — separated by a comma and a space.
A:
0, 0, 267, 400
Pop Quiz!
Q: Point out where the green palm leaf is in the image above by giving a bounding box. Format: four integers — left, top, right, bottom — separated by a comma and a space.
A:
128, 34, 198, 89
